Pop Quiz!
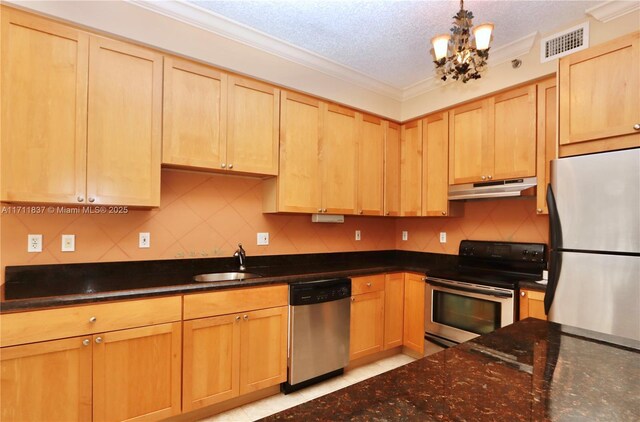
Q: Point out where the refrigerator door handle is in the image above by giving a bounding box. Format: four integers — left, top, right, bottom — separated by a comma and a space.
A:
544, 251, 562, 314
545, 184, 563, 314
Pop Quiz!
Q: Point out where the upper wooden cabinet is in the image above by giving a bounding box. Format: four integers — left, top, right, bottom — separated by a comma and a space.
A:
536, 78, 557, 215
163, 59, 279, 176
559, 32, 640, 156
357, 114, 385, 216
449, 85, 536, 185
422, 112, 462, 217
1, 9, 88, 204
400, 121, 422, 216
324, 104, 358, 214
384, 122, 401, 217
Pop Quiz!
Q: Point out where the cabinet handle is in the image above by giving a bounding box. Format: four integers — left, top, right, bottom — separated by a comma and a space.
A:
634, 123, 640, 130
95, 337, 103, 344
77, 196, 84, 203
537, 208, 543, 214
88, 197, 95, 203
487, 175, 493, 180
520, 291, 526, 297
366, 282, 372, 287
89, 316, 97, 323
441, 211, 446, 216
235, 316, 241, 322
243, 314, 249, 321
228, 164, 233, 169
221, 163, 226, 168
481, 176, 486, 180
82, 339, 90, 347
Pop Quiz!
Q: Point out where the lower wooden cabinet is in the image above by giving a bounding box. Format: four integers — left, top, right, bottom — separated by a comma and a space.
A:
383, 273, 405, 349
0, 322, 182, 422
403, 273, 425, 355
350, 289, 385, 361
182, 306, 287, 412
519, 289, 547, 321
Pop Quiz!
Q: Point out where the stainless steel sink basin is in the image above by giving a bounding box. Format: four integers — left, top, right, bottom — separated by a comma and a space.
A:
193, 272, 262, 283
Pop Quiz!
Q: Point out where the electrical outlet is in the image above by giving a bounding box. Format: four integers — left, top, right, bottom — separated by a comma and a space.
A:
402, 231, 408, 241
61, 234, 75, 252
139, 232, 150, 249
440, 232, 447, 244
28, 234, 43, 252
257, 232, 269, 246
355, 230, 361, 241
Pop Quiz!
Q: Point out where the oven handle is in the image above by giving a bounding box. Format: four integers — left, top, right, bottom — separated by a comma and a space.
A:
426, 279, 513, 298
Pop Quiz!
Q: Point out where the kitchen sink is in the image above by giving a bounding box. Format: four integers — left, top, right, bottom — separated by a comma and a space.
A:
193, 272, 262, 283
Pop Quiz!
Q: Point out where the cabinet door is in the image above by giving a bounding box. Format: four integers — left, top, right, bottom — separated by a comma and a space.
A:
384, 273, 404, 350
423, 112, 451, 216
0, 337, 92, 422
350, 291, 385, 361
536, 78, 557, 215
93, 322, 181, 422
403, 273, 425, 355
384, 122, 401, 216
87, 36, 162, 207
559, 32, 640, 149
519, 289, 547, 321
277, 91, 322, 213
400, 121, 422, 216
162, 57, 227, 170
449, 99, 492, 184
1, 9, 88, 204
239, 306, 287, 395
323, 104, 358, 214
182, 314, 240, 411
493, 85, 537, 181
357, 114, 384, 215
227, 76, 280, 175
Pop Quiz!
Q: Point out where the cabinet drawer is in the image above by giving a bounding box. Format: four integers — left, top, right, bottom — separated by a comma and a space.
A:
183, 284, 288, 320
0, 296, 181, 348
351, 274, 385, 295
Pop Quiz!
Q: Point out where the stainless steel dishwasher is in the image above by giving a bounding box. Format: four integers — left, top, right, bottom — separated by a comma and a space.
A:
283, 278, 351, 393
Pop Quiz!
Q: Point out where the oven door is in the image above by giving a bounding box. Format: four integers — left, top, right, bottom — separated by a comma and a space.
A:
425, 278, 515, 345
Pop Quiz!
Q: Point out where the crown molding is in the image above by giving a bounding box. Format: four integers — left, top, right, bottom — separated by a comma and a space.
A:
402, 32, 538, 101
127, 0, 404, 100
586, 0, 640, 23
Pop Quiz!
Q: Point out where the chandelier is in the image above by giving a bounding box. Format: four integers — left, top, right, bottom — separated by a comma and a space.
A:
431, 0, 494, 83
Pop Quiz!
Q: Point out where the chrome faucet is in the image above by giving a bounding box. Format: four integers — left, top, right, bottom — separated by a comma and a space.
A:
233, 243, 246, 271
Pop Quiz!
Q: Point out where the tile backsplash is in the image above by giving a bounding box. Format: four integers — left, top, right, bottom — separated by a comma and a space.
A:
0, 169, 547, 287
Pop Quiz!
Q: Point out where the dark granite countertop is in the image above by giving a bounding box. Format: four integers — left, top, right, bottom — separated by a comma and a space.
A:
1, 251, 457, 313
261, 318, 640, 422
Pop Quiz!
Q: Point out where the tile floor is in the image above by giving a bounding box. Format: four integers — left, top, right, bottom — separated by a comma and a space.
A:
200, 341, 444, 422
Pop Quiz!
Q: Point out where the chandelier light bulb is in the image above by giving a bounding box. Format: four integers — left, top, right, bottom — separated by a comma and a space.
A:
473, 23, 494, 50
431, 34, 451, 60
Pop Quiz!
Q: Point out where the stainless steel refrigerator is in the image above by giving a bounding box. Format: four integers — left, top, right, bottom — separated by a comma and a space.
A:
545, 148, 640, 342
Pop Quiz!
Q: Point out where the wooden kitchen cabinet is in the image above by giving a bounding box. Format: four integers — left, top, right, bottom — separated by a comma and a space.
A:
449, 85, 536, 185
403, 273, 425, 356
1, 8, 88, 204
400, 121, 422, 216
324, 104, 358, 214
422, 112, 462, 217
536, 77, 557, 215
357, 114, 385, 215
0, 337, 92, 422
519, 289, 547, 321
383, 273, 405, 349
384, 122, 402, 216
559, 31, 640, 157
350, 275, 385, 361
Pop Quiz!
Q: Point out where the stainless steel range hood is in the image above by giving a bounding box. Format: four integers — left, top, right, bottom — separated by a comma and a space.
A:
448, 177, 537, 200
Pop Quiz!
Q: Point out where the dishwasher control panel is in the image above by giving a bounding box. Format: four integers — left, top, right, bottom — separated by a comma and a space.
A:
289, 278, 351, 306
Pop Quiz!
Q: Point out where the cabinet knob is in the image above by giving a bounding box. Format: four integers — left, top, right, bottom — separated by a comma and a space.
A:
243, 314, 249, 321
318, 208, 322, 213
487, 175, 493, 180
359, 210, 363, 215
351, 297, 355, 302
228, 164, 233, 169
634, 123, 640, 130
88, 197, 95, 203
235, 316, 241, 322
95, 337, 103, 344
89, 316, 97, 323
322, 209, 327, 213
441, 211, 446, 216
366, 282, 372, 287
481, 176, 486, 180
77, 196, 84, 203
536, 208, 543, 214
82, 339, 90, 347
520, 291, 526, 297
385, 212, 390, 216
221, 163, 226, 168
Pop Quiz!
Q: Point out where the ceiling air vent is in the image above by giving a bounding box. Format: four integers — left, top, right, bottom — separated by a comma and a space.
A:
540, 22, 589, 63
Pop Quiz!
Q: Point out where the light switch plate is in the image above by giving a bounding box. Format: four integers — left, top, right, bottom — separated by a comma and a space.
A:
139, 232, 150, 248
61, 234, 75, 252
28, 234, 42, 252
439, 232, 447, 243
355, 230, 361, 241
402, 231, 408, 241
257, 232, 269, 245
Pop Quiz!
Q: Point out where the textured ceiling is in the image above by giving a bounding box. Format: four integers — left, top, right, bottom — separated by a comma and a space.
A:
189, 0, 599, 89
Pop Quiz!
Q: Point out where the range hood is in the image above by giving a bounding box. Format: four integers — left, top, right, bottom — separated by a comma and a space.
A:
448, 177, 537, 200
